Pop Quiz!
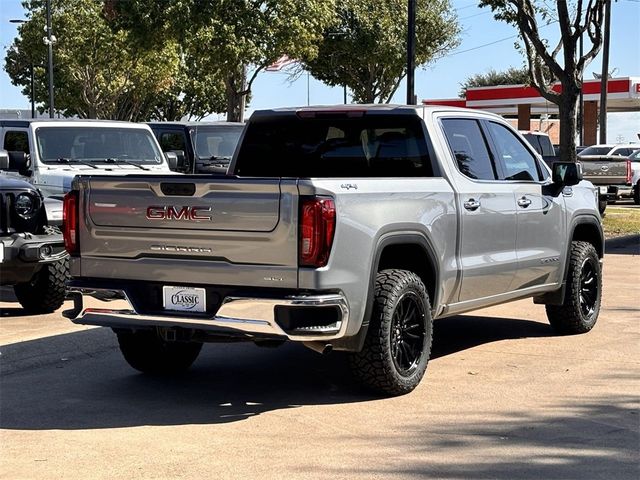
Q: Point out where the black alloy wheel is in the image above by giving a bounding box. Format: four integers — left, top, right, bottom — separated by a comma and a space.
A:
579, 256, 598, 320
390, 292, 426, 376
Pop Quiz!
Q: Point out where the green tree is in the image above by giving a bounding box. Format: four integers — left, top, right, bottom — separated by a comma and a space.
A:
459, 67, 531, 97
111, 0, 337, 121
302, 0, 460, 104
479, 0, 607, 162
5, 0, 225, 121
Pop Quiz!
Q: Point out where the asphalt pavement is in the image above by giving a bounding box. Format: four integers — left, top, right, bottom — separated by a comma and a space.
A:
1, 239, 638, 480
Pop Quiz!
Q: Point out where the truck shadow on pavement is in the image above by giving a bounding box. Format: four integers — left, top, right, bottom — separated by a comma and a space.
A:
349, 395, 639, 480
0, 314, 556, 430
605, 234, 640, 255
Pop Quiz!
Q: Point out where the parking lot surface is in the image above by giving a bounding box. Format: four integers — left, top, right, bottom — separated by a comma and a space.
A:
1, 238, 638, 480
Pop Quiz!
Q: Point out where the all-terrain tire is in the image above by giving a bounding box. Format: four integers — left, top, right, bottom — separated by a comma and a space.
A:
349, 269, 433, 396
546, 241, 601, 334
116, 330, 203, 374
634, 182, 640, 205
13, 225, 68, 314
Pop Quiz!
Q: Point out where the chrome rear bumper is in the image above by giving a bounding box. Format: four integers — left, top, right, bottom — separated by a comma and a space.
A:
64, 288, 349, 342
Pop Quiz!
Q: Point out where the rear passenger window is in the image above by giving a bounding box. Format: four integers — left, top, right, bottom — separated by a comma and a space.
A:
3, 131, 30, 154
441, 118, 496, 180
487, 122, 542, 181
235, 115, 434, 178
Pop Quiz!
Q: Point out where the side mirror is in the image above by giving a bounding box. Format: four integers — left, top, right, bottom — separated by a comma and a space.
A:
0, 150, 9, 170
164, 151, 179, 171
169, 150, 187, 170
552, 161, 582, 186
8, 151, 31, 176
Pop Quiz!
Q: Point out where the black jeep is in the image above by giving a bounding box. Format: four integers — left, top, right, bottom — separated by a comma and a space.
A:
0, 152, 68, 313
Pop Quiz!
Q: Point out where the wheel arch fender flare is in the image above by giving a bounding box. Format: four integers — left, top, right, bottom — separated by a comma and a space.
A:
534, 214, 603, 305
334, 230, 441, 352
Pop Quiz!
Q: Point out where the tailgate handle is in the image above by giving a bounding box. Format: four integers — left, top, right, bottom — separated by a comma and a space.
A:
161, 183, 196, 196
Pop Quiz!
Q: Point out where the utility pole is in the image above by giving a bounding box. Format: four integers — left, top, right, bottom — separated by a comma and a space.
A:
598, 0, 612, 144
45, 0, 55, 118
578, 32, 584, 146
30, 63, 35, 118
406, 0, 416, 105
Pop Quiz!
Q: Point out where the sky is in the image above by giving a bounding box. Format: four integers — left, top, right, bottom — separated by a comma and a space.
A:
1, 0, 639, 142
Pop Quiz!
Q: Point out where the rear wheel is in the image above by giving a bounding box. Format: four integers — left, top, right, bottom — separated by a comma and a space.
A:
349, 269, 433, 396
546, 241, 601, 334
116, 330, 203, 374
634, 182, 640, 205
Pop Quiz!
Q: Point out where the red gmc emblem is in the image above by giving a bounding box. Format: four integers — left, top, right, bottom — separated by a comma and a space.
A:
146, 206, 213, 221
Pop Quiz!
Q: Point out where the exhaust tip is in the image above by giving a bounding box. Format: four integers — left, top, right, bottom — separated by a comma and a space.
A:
303, 342, 333, 355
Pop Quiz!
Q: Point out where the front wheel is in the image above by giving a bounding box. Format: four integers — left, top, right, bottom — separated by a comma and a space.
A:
349, 269, 433, 396
546, 241, 602, 334
116, 330, 203, 374
13, 258, 68, 314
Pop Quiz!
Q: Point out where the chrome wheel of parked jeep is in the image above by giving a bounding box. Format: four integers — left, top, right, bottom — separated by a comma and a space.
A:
349, 269, 433, 396
546, 241, 601, 334
390, 292, 426, 376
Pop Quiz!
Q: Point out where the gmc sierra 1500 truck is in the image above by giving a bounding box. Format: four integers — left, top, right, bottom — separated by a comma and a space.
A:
63, 105, 604, 396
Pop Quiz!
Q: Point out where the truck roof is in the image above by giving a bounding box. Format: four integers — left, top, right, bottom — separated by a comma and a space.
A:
249, 104, 503, 120
0, 119, 151, 128
146, 121, 244, 128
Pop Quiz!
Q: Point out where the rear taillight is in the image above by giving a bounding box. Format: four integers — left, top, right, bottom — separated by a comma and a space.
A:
63, 191, 79, 255
299, 197, 336, 268
626, 159, 632, 184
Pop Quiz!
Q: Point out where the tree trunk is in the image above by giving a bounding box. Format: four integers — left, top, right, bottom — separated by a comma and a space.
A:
225, 67, 246, 122
558, 83, 579, 163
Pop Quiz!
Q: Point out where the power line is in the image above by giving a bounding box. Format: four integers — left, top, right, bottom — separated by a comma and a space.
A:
448, 34, 519, 56
448, 20, 559, 57
459, 11, 492, 20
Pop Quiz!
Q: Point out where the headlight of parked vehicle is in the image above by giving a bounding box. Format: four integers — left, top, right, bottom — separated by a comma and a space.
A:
15, 192, 40, 219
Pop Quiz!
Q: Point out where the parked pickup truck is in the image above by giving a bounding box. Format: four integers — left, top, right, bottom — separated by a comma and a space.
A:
63, 105, 604, 396
578, 151, 632, 213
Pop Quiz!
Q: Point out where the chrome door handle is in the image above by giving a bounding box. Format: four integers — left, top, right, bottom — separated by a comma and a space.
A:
517, 196, 532, 208
463, 199, 481, 211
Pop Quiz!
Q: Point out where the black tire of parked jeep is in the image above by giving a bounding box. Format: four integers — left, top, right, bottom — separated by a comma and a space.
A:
349, 269, 433, 396
634, 182, 640, 205
545, 241, 601, 335
598, 197, 607, 215
13, 225, 68, 314
116, 330, 203, 374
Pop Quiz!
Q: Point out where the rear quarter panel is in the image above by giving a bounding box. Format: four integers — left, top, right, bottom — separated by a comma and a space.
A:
298, 178, 457, 337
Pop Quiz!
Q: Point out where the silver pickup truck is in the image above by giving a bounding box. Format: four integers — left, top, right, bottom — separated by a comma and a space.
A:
63, 105, 604, 396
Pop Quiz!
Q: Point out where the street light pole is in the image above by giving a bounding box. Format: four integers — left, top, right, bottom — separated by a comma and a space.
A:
45, 0, 55, 118
406, 0, 416, 105
30, 63, 35, 119
598, 0, 612, 144
9, 18, 36, 118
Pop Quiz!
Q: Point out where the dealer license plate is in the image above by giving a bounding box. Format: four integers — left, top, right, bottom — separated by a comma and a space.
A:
162, 286, 206, 313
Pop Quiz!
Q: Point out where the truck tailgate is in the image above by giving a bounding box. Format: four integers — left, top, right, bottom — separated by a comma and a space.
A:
75, 176, 299, 288
580, 156, 628, 185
